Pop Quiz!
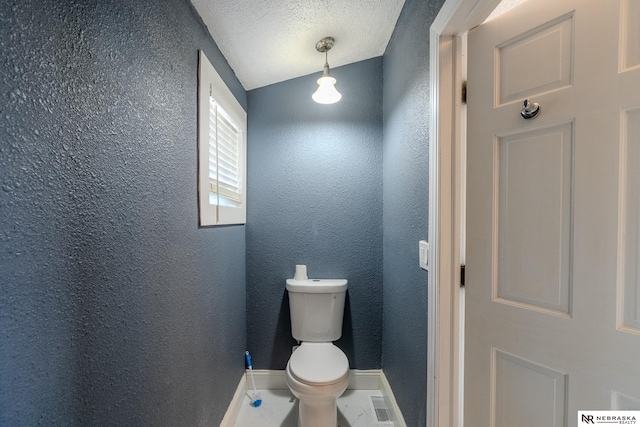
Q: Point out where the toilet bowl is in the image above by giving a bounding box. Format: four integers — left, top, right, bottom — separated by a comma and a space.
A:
285, 342, 350, 427
285, 269, 349, 427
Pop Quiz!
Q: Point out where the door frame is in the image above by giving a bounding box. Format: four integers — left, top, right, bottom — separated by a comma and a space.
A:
426, 1, 502, 426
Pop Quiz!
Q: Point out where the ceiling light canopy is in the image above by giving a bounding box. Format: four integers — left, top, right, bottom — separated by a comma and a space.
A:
312, 37, 342, 104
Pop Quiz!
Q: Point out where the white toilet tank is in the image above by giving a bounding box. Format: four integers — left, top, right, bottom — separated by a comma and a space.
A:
286, 278, 348, 342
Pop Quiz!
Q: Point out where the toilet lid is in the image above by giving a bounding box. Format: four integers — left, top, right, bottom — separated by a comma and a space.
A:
289, 343, 349, 385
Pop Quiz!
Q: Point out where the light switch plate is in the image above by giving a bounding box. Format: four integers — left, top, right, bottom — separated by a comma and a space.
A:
419, 240, 429, 270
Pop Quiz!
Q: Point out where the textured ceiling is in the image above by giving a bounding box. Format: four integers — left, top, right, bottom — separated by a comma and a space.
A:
191, 0, 406, 90
485, 0, 530, 22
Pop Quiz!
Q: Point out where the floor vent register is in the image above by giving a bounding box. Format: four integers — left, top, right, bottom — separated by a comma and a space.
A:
369, 395, 394, 424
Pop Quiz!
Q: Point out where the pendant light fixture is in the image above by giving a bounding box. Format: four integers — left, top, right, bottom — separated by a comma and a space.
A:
312, 37, 342, 104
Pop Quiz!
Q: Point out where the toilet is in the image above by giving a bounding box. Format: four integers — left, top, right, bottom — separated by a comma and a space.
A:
285, 265, 349, 427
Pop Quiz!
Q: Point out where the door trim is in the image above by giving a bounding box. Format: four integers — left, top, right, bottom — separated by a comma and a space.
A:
427, 1, 502, 426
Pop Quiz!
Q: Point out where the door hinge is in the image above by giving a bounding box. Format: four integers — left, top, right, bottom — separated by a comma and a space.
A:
462, 81, 467, 104
460, 265, 466, 287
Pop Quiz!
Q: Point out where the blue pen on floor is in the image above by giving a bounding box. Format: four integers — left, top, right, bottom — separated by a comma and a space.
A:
245, 351, 262, 407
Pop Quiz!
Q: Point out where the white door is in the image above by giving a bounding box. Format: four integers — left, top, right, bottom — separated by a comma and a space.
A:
465, 0, 640, 425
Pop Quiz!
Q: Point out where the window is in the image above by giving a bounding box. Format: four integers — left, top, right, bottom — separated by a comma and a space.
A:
198, 50, 247, 226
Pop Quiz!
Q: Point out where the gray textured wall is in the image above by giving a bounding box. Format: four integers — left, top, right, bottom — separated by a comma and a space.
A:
246, 58, 384, 370
381, 0, 445, 425
0, 0, 246, 425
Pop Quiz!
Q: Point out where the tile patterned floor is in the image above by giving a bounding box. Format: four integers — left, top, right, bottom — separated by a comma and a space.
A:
233, 388, 389, 427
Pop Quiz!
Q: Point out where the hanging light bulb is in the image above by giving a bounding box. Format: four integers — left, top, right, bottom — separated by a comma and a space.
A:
312, 37, 342, 104
313, 62, 342, 104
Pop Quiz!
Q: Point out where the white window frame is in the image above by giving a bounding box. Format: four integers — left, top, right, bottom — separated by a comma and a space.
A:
198, 50, 247, 226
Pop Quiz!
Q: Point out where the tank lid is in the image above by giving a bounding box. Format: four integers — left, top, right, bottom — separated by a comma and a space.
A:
286, 278, 347, 293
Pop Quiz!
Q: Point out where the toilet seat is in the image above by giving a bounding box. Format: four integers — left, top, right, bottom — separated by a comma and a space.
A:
288, 342, 349, 385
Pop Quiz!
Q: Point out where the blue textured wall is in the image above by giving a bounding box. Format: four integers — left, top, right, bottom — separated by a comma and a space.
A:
382, 0, 445, 425
246, 58, 383, 370
0, 0, 246, 425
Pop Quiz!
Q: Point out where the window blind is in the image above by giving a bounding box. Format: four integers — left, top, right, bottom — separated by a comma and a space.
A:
208, 96, 242, 205
198, 50, 246, 226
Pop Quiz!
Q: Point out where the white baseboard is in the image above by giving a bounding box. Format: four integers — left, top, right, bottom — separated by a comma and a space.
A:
220, 369, 407, 427
379, 370, 407, 427
219, 374, 246, 427
244, 369, 383, 391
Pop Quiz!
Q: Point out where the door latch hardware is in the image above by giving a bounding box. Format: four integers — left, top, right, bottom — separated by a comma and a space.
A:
520, 99, 540, 119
